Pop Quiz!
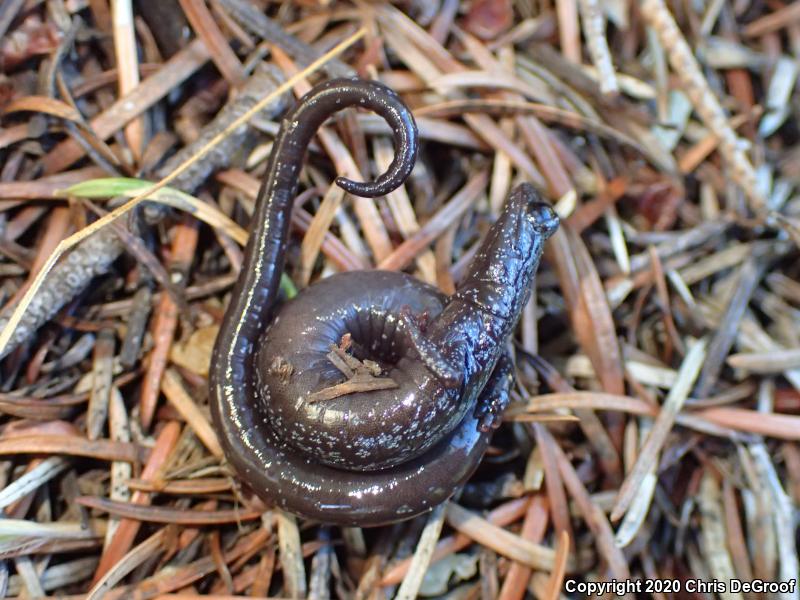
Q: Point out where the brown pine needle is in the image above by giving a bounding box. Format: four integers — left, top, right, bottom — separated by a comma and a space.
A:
544, 530, 570, 600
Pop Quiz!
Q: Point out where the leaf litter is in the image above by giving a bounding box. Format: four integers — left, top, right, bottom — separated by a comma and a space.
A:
0, 0, 799, 598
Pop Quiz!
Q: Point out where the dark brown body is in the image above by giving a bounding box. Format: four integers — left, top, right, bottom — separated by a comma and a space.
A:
209, 78, 558, 526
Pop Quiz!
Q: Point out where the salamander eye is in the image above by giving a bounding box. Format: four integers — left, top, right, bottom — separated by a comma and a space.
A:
529, 203, 559, 238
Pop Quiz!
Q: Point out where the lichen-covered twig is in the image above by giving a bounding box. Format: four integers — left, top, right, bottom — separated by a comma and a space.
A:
640, 0, 764, 210
578, 0, 618, 96
0, 227, 120, 360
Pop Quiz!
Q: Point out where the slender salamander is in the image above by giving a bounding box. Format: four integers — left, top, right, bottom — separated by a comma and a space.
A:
210, 77, 559, 526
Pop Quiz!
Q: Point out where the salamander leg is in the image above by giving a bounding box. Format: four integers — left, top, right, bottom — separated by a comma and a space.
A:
398, 306, 463, 389
474, 352, 515, 432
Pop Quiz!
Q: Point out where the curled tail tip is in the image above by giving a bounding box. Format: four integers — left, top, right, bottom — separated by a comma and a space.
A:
336, 176, 380, 197
329, 81, 418, 198
335, 131, 417, 198
335, 171, 411, 198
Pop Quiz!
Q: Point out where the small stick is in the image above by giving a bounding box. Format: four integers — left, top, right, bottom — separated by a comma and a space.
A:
556, 0, 581, 63
612, 338, 708, 521
640, 0, 764, 210
179, 0, 246, 87
394, 504, 447, 600
111, 0, 145, 162
138, 219, 197, 430
104, 388, 131, 546
277, 510, 307, 599
92, 421, 180, 583
309, 338, 399, 402
86, 328, 115, 440
217, 0, 355, 79
577, 0, 619, 96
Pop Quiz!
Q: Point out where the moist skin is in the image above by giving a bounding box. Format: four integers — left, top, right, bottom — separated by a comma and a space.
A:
209, 78, 559, 526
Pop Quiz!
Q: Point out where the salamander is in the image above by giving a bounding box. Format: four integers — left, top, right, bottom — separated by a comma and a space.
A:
209, 77, 559, 526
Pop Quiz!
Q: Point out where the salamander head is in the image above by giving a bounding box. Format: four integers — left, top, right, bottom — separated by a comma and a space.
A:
449, 183, 559, 325
487, 183, 559, 277
512, 183, 559, 241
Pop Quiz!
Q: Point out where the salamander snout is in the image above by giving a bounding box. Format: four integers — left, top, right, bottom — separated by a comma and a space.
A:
512, 183, 560, 240
529, 202, 559, 239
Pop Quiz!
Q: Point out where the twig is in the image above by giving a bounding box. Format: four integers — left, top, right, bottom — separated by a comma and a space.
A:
577, 0, 618, 96
308, 338, 398, 402
394, 504, 447, 600
612, 338, 708, 521
640, 0, 764, 210
277, 511, 307, 599
693, 257, 766, 397
445, 503, 561, 570
111, 0, 144, 162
